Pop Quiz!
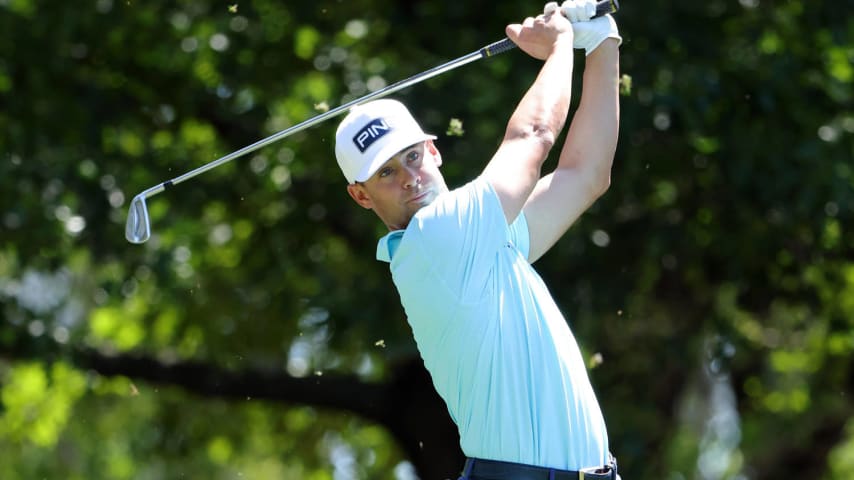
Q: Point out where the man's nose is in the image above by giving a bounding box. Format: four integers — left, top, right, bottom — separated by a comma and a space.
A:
402, 166, 421, 188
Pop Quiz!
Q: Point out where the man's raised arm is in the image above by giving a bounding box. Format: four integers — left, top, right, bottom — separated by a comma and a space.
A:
523, 18, 621, 262
481, 11, 576, 225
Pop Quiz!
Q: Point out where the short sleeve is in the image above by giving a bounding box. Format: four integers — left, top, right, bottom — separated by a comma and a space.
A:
507, 211, 531, 262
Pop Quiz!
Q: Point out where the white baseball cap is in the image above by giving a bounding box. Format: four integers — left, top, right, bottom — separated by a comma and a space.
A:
335, 99, 436, 184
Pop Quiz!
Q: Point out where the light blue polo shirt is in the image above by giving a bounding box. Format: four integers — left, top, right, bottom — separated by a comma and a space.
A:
376, 177, 609, 470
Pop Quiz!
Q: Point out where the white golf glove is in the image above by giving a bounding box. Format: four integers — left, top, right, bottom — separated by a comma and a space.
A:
573, 14, 621, 55
543, 0, 622, 55
543, 0, 595, 22
560, 0, 598, 23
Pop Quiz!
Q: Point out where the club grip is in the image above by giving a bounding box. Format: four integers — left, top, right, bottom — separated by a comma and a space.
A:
596, 0, 620, 18
479, 0, 620, 58
481, 38, 517, 57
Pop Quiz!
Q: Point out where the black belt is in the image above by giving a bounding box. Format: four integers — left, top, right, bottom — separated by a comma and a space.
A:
458, 456, 619, 480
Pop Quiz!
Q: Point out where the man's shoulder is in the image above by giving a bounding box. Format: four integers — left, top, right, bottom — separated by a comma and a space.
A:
414, 176, 496, 223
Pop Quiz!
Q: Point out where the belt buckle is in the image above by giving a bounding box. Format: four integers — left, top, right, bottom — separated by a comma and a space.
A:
578, 465, 614, 480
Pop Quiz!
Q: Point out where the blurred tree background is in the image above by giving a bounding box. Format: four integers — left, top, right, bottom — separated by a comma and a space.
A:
1, 0, 853, 478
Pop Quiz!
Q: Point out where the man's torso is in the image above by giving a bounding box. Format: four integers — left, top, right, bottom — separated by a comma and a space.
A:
376, 177, 608, 470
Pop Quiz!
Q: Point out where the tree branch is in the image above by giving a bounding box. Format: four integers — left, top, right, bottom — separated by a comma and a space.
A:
1, 323, 465, 479
1, 327, 389, 425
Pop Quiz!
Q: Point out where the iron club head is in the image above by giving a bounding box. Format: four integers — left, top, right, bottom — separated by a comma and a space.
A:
125, 194, 152, 244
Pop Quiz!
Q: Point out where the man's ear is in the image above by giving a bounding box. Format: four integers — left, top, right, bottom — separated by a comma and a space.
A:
346, 183, 373, 209
426, 139, 442, 167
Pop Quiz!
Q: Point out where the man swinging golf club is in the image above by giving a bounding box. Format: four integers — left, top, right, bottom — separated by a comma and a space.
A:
335, 1, 622, 478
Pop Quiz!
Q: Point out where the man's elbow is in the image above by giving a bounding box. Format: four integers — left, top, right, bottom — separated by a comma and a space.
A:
582, 168, 612, 203
531, 125, 557, 152
594, 173, 611, 197
505, 124, 557, 155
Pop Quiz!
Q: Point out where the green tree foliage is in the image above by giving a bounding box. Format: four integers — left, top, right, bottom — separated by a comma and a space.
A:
1, 0, 853, 478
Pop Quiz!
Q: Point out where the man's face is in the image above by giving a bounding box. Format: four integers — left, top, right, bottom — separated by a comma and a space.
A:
347, 140, 448, 231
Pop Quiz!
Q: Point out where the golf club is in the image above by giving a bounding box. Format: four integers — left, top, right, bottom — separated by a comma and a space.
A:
125, 0, 619, 243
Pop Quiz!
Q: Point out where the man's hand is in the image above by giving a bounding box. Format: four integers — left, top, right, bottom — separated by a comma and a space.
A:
573, 15, 621, 55
505, 10, 573, 61
544, 0, 597, 22
544, 1, 622, 56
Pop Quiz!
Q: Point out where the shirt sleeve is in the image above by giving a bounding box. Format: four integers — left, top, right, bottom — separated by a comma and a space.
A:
405, 177, 509, 303
507, 210, 531, 262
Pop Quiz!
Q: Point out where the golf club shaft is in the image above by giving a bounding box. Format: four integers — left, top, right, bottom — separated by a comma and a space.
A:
131, 0, 618, 200
126, 0, 619, 243
124, 40, 518, 244
132, 42, 511, 204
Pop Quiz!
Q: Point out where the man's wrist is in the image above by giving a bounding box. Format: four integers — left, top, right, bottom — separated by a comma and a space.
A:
550, 34, 576, 56
594, 37, 621, 50
585, 37, 620, 65
586, 36, 619, 56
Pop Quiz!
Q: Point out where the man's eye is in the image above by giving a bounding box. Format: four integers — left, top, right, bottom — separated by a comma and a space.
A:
379, 168, 392, 177
407, 151, 420, 163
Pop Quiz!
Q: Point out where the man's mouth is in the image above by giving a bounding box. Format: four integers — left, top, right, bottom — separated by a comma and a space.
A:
408, 190, 431, 204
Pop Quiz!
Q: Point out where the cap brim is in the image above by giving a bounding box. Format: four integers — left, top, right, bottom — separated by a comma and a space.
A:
352, 133, 437, 183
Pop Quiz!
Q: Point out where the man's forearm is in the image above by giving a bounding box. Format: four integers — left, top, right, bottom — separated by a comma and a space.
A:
558, 39, 620, 181
484, 14, 579, 225
504, 38, 576, 151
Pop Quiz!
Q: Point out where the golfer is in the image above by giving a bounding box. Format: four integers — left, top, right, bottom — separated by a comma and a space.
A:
334, 2, 621, 478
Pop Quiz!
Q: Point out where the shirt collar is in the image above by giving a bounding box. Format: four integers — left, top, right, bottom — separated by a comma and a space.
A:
376, 230, 405, 263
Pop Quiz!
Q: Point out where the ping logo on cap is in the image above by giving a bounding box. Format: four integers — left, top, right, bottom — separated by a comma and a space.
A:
353, 118, 392, 153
